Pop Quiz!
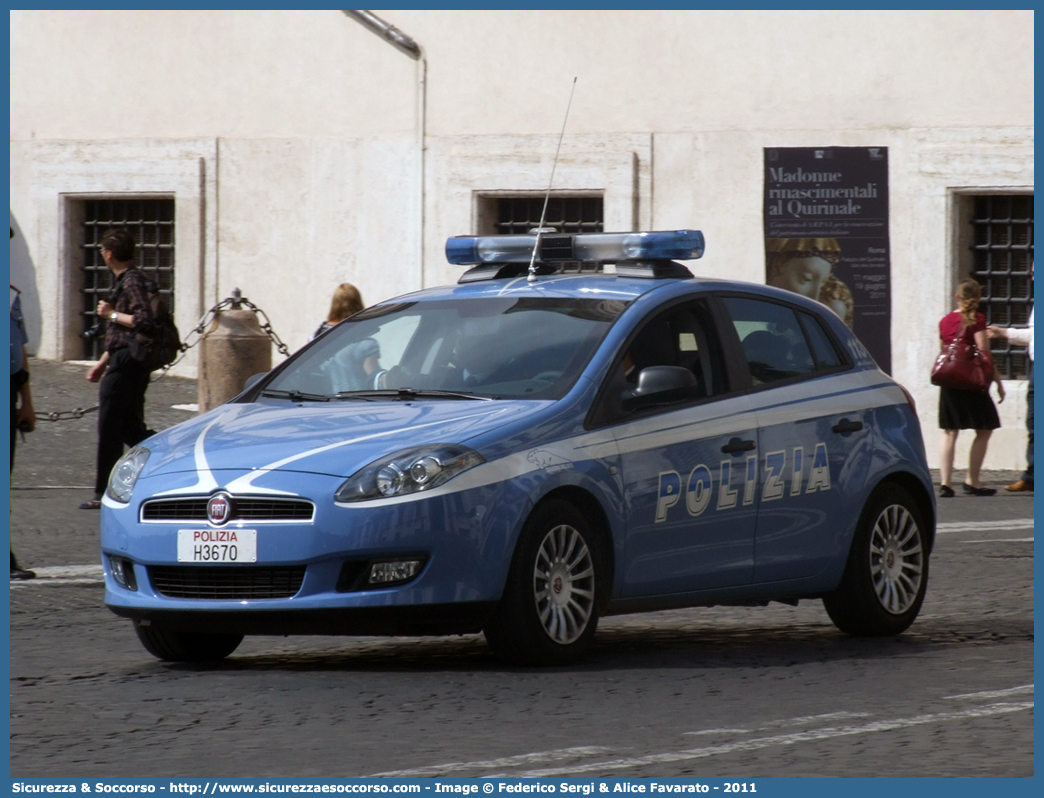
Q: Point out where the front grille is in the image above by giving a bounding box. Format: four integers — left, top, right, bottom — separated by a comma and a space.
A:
143, 499, 208, 520
141, 497, 314, 523
149, 566, 306, 600
235, 499, 314, 521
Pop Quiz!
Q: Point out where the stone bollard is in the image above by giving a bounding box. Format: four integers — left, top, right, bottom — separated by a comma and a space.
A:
198, 298, 272, 412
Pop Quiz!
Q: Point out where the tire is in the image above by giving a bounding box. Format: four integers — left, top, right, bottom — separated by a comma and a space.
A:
134, 623, 243, 662
484, 499, 607, 665
823, 484, 929, 636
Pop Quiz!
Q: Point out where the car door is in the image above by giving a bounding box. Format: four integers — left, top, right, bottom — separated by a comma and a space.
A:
590, 297, 760, 597
718, 294, 871, 583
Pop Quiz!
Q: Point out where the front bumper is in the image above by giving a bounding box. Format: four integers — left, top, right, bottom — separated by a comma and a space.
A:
101, 473, 529, 633
109, 601, 499, 636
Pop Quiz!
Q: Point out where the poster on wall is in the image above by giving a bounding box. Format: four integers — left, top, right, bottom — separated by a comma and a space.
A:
763, 146, 891, 374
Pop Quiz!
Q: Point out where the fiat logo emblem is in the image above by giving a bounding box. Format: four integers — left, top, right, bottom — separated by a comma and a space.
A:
207, 493, 232, 526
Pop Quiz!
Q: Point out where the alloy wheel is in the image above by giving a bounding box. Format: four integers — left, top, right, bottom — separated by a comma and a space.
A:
869, 503, 924, 615
532, 524, 596, 644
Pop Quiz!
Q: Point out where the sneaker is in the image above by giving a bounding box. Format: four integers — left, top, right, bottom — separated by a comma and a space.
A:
10, 567, 36, 580
962, 483, 997, 496
939, 485, 955, 498
1004, 480, 1033, 492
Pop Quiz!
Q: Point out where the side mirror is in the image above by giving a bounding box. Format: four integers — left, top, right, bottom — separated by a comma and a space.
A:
621, 366, 698, 410
243, 372, 269, 392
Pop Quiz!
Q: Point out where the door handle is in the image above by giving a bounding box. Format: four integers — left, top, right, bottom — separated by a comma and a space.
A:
832, 419, 864, 434
721, 438, 756, 454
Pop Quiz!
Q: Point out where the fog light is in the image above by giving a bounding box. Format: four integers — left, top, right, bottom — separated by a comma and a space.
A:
108, 556, 138, 591
368, 559, 424, 585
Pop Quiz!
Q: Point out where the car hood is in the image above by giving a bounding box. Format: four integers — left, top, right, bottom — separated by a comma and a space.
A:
143, 400, 552, 482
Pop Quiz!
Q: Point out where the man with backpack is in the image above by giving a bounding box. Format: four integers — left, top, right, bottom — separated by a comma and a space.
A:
80, 228, 157, 510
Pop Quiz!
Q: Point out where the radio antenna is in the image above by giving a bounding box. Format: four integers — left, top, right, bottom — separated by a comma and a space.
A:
528, 77, 577, 283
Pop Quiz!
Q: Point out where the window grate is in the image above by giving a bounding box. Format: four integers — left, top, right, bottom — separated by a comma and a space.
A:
80, 199, 175, 359
969, 195, 1033, 380
495, 197, 604, 235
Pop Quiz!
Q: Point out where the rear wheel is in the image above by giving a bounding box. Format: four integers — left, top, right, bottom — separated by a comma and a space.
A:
134, 623, 243, 662
823, 484, 929, 636
485, 499, 606, 665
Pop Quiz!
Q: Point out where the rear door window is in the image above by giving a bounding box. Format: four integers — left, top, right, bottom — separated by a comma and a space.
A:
722, 297, 818, 386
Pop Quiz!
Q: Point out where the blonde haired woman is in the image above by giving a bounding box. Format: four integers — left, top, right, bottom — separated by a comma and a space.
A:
937, 278, 1006, 497
312, 283, 364, 340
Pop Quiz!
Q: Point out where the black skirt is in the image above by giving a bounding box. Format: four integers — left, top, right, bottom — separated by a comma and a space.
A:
938, 386, 1000, 430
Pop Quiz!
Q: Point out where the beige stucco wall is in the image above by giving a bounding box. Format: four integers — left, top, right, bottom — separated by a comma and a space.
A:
9, 9, 1034, 470
12, 10, 1032, 140
386, 10, 1032, 135
9, 10, 417, 140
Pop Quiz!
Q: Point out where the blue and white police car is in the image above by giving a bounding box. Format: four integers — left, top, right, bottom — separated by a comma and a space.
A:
101, 230, 934, 664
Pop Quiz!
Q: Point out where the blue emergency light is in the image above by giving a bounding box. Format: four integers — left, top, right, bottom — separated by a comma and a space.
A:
445, 230, 705, 266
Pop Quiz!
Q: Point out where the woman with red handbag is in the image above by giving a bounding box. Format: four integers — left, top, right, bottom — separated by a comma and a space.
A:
937, 279, 1006, 497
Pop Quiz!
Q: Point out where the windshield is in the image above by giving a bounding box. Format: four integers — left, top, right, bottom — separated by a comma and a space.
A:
260, 296, 630, 401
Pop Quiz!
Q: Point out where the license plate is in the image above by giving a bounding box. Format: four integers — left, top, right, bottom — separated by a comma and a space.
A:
177, 529, 257, 563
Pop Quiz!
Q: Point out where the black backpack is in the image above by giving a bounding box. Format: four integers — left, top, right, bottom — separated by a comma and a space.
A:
127, 277, 182, 372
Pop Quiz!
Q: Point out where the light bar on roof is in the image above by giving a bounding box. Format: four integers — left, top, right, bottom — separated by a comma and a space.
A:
445, 230, 705, 266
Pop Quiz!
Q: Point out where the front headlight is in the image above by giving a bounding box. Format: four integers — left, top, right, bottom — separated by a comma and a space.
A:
335, 444, 485, 503
106, 446, 151, 504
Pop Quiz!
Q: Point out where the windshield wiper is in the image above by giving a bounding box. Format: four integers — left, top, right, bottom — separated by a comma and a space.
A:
260, 389, 331, 402
335, 388, 497, 402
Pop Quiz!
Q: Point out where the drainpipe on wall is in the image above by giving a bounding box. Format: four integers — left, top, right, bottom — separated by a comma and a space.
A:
342, 10, 427, 290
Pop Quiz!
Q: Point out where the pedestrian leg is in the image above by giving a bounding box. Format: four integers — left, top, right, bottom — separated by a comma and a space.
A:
967, 428, 993, 489
939, 429, 958, 493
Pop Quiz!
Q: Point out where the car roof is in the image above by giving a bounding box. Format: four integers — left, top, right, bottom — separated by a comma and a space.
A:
383, 272, 835, 314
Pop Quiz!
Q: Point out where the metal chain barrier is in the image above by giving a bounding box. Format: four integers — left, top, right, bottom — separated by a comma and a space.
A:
151, 288, 290, 382
38, 290, 289, 421
37, 406, 99, 423
147, 296, 235, 383
239, 299, 291, 358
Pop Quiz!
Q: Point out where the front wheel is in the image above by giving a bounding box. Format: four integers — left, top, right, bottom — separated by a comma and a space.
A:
484, 499, 607, 665
134, 623, 243, 662
823, 484, 929, 636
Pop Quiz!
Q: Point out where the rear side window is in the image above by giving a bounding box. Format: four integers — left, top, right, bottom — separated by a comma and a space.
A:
722, 297, 818, 386
798, 311, 844, 370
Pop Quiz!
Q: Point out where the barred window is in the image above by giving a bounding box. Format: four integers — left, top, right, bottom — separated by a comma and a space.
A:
961, 195, 1033, 380
471, 195, 605, 273
492, 196, 604, 235
79, 199, 175, 359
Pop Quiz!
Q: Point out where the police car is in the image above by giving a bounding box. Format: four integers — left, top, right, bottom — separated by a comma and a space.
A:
101, 230, 934, 664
